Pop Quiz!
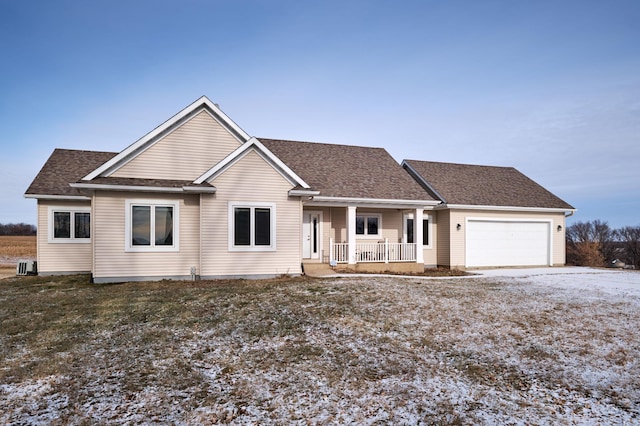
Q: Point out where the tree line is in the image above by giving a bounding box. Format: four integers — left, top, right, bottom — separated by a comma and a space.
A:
0, 223, 37, 236
566, 220, 639, 269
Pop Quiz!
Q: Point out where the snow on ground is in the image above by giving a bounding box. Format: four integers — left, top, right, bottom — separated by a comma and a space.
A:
1, 268, 639, 424
477, 267, 640, 299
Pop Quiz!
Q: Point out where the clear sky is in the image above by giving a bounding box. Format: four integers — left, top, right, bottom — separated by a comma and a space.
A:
1, 0, 638, 228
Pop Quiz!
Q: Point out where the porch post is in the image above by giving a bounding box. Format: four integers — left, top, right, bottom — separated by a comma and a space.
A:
347, 206, 357, 264
415, 208, 424, 264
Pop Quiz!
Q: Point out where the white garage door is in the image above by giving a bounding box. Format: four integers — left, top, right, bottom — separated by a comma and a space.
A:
466, 220, 551, 267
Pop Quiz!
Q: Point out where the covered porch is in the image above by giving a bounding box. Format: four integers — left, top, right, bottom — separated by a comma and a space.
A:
301, 201, 436, 271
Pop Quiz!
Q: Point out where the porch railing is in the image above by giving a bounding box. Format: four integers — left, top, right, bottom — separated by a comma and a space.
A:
330, 239, 417, 264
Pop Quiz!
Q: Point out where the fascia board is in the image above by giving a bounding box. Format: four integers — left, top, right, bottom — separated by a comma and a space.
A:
182, 186, 217, 193
307, 196, 440, 209
289, 189, 321, 197
24, 194, 90, 200
194, 137, 311, 189
401, 161, 447, 203
444, 204, 576, 214
251, 138, 311, 188
82, 96, 250, 181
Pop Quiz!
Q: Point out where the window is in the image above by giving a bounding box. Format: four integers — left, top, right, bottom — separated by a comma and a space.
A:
423, 218, 430, 246
355, 214, 381, 237
126, 200, 179, 251
49, 208, 91, 242
229, 202, 276, 251
405, 214, 432, 247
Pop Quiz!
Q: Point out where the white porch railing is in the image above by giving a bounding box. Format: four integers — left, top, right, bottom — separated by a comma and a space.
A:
331, 242, 349, 263
330, 238, 417, 264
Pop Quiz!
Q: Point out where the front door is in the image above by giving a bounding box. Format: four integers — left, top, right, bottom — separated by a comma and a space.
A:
302, 212, 321, 259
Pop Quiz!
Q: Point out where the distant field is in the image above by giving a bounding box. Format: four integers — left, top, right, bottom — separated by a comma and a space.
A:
0, 235, 36, 267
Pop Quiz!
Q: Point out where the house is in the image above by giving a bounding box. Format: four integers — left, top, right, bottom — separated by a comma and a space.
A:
25, 96, 575, 282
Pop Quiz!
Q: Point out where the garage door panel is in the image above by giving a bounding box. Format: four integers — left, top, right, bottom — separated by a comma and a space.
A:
466, 220, 550, 267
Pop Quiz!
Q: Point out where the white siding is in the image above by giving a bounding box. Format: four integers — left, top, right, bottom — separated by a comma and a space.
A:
112, 110, 242, 180
436, 210, 451, 267
92, 192, 200, 281
37, 200, 92, 273
201, 149, 302, 277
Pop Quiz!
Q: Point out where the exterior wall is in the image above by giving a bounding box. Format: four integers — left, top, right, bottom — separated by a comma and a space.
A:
354, 208, 402, 244
92, 192, 200, 282
331, 207, 347, 243
436, 210, 451, 267
448, 209, 568, 269
423, 211, 438, 268
112, 110, 242, 180
200, 149, 302, 278
36, 200, 93, 274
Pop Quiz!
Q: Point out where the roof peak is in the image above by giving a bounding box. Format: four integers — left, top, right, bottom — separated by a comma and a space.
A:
258, 137, 385, 151
405, 159, 516, 170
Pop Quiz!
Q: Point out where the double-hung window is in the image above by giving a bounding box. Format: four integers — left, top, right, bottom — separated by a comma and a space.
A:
229, 202, 276, 251
49, 207, 91, 243
126, 200, 179, 252
355, 214, 381, 237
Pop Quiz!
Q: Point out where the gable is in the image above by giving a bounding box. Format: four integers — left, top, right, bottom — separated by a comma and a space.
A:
209, 149, 295, 198
111, 110, 243, 181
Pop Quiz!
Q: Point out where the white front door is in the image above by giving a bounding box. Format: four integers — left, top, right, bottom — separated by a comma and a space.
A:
302, 212, 321, 259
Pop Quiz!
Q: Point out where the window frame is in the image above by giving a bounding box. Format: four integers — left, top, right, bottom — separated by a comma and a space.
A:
355, 214, 382, 239
422, 215, 432, 248
48, 207, 92, 243
404, 212, 433, 248
228, 202, 277, 252
125, 200, 180, 252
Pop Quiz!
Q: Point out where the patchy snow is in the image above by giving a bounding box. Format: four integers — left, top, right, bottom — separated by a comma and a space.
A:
477, 267, 640, 299
1, 269, 640, 424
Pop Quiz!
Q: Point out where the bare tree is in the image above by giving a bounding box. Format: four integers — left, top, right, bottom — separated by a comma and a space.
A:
566, 220, 618, 267
592, 220, 616, 263
616, 226, 640, 269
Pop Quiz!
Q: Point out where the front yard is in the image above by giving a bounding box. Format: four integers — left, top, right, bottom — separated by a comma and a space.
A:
1, 271, 638, 424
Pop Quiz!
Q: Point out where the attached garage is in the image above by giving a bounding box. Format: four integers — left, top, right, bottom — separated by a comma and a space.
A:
465, 219, 552, 267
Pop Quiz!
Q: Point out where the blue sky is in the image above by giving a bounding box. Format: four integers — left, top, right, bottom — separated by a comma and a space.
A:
1, 0, 638, 228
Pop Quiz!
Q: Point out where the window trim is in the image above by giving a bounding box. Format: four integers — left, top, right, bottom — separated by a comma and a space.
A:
404, 212, 433, 248
355, 214, 382, 239
228, 202, 277, 252
125, 200, 180, 252
423, 215, 433, 249
48, 207, 91, 243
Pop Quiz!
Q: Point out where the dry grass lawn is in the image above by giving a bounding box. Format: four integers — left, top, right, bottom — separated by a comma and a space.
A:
1, 273, 639, 424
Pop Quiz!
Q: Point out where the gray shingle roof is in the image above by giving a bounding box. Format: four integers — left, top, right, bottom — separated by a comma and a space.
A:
260, 138, 436, 201
25, 149, 117, 196
404, 160, 574, 209
83, 177, 213, 189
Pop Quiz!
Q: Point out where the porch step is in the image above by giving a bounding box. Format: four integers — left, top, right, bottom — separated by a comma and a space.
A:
302, 263, 338, 277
